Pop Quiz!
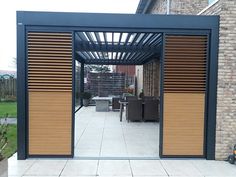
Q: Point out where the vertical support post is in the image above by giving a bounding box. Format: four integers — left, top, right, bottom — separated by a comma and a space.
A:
159, 33, 165, 157
80, 62, 85, 106
206, 20, 219, 160
17, 19, 27, 160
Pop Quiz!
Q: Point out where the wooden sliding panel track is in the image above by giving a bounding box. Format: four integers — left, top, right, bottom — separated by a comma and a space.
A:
27, 32, 73, 156
163, 35, 207, 156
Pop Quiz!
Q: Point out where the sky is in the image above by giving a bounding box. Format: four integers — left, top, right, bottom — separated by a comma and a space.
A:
209, 0, 215, 4
0, 0, 140, 71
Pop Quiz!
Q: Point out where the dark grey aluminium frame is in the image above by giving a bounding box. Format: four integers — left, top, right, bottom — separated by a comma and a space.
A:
17, 11, 219, 160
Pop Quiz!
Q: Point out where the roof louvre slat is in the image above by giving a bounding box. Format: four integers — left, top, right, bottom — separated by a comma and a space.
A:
75, 31, 162, 65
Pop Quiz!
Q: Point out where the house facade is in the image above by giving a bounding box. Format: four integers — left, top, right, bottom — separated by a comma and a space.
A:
136, 0, 236, 160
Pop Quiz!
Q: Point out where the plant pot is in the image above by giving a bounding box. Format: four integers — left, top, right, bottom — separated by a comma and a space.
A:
83, 99, 90, 107
0, 159, 8, 177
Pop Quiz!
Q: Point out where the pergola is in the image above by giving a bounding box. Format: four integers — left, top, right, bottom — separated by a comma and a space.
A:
17, 11, 219, 160
75, 31, 162, 65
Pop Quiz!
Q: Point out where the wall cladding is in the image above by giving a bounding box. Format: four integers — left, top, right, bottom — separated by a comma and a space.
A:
162, 35, 207, 156
200, 0, 236, 160
27, 32, 73, 155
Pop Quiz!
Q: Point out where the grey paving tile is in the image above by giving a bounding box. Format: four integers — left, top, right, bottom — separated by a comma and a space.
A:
161, 160, 203, 176
74, 107, 159, 158
97, 160, 132, 176
61, 160, 98, 176
130, 160, 167, 176
23, 160, 66, 176
191, 160, 236, 176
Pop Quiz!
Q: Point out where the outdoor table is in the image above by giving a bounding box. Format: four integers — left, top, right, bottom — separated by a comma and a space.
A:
92, 96, 112, 112
119, 100, 128, 122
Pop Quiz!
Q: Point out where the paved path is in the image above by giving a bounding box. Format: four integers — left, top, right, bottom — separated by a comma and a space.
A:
0, 118, 17, 124
8, 153, 236, 177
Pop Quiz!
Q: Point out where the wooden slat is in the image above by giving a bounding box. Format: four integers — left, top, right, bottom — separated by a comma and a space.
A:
163, 93, 205, 155
28, 32, 72, 36
164, 35, 207, 93
29, 92, 72, 155
28, 53, 72, 57
28, 47, 72, 51
28, 41, 72, 45
28, 62, 72, 66
27, 32, 72, 91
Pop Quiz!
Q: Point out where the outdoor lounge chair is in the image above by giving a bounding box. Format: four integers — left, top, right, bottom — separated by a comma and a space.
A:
126, 99, 143, 122
143, 99, 159, 122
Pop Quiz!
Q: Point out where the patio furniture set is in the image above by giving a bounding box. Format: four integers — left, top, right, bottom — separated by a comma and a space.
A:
118, 96, 159, 122
92, 95, 159, 122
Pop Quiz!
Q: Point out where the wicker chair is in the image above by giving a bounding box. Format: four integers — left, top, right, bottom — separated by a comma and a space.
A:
143, 96, 155, 100
112, 97, 121, 111
125, 96, 137, 101
126, 99, 143, 122
143, 99, 159, 122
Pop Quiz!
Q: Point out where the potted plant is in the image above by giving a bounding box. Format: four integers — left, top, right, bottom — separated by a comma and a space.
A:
80, 92, 92, 107
0, 118, 8, 177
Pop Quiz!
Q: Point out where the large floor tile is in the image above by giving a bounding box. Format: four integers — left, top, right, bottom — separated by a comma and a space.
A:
75, 148, 100, 157
61, 160, 98, 176
60, 176, 96, 177
74, 107, 159, 158
22, 176, 58, 177
24, 160, 67, 176
161, 160, 203, 176
130, 160, 167, 176
8, 160, 35, 176
97, 160, 132, 176
191, 160, 236, 176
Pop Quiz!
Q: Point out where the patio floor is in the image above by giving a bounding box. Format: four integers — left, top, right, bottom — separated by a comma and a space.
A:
74, 106, 159, 159
8, 153, 236, 177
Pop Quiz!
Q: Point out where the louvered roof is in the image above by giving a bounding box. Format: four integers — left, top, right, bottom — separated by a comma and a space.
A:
75, 31, 162, 65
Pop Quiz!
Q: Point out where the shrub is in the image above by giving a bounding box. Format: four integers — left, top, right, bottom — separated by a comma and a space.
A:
0, 118, 8, 161
80, 92, 92, 99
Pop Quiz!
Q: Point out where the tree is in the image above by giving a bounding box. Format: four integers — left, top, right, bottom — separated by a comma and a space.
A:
85, 65, 110, 73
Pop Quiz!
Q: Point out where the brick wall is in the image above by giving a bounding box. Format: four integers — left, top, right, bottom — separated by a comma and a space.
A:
143, 59, 160, 97
200, 0, 236, 160
148, 0, 208, 15
115, 65, 135, 76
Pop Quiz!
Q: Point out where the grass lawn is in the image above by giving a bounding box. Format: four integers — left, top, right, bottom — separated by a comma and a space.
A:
2, 125, 17, 158
0, 102, 17, 118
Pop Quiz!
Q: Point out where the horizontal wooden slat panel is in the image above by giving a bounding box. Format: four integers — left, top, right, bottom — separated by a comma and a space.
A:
28, 53, 72, 57
29, 92, 72, 155
164, 35, 207, 93
28, 47, 72, 51
28, 32, 72, 36
28, 62, 72, 66
27, 32, 72, 91
163, 93, 205, 156
28, 45, 72, 49
28, 42, 72, 46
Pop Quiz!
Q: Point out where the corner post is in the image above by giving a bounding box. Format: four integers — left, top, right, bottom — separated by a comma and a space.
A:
17, 12, 27, 160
